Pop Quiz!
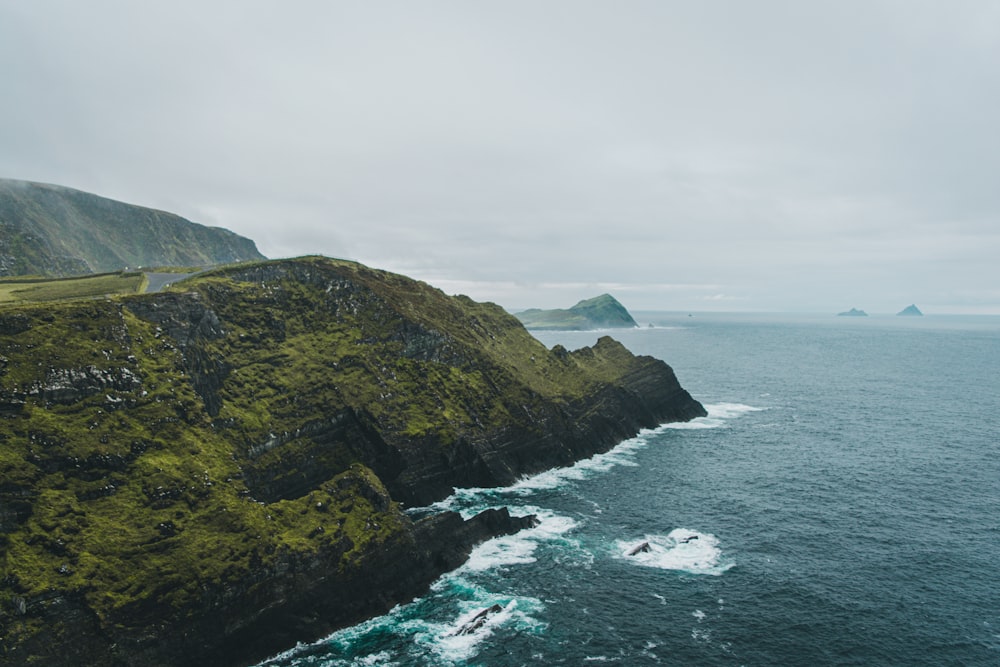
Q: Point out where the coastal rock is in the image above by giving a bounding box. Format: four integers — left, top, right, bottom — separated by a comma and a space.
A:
451, 603, 505, 636
627, 541, 652, 556
0, 256, 703, 666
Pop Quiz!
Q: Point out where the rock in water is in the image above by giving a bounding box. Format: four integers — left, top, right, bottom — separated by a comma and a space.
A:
627, 541, 652, 556
452, 604, 505, 636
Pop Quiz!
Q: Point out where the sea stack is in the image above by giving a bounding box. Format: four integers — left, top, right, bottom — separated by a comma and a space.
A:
897, 304, 923, 316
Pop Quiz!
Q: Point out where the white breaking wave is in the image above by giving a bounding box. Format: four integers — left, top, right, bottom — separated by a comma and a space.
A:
460, 507, 578, 572
661, 402, 764, 430
616, 528, 734, 575
416, 401, 762, 515
420, 598, 544, 664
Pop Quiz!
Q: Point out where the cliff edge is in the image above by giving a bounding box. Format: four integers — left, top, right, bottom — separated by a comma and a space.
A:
0, 256, 704, 666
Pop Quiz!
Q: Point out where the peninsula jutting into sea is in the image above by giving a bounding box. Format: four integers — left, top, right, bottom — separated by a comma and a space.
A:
0, 188, 705, 667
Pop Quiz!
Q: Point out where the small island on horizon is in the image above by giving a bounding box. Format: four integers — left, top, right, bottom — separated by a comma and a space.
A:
837, 307, 868, 317
515, 294, 639, 330
897, 304, 923, 316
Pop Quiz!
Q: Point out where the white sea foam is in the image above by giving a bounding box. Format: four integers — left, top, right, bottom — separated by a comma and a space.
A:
691, 627, 712, 642
462, 532, 540, 572
423, 599, 516, 662
346, 652, 397, 666
417, 402, 761, 515
262, 610, 406, 667
661, 402, 764, 430
504, 437, 647, 495
461, 507, 578, 572
616, 528, 734, 575
410, 594, 546, 664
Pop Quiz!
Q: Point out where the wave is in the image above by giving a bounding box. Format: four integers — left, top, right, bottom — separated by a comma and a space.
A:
615, 528, 734, 576
278, 405, 754, 665
416, 402, 763, 516
661, 402, 764, 430
265, 572, 546, 666
415, 596, 545, 664
458, 507, 578, 572
261, 507, 573, 666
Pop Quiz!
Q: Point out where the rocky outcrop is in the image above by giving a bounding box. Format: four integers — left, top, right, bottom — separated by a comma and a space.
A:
0, 256, 703, 667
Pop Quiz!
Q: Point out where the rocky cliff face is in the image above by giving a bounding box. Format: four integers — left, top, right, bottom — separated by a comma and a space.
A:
0, 179, 265, 276
0, 256, 704, 666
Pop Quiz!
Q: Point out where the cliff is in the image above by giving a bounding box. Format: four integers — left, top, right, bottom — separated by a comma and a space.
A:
0, 179, 264, 277
515, 293, 639, 330
0, 256, 704, 666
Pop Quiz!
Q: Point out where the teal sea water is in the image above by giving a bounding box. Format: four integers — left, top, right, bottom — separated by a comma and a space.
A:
257, 313, 1000, 666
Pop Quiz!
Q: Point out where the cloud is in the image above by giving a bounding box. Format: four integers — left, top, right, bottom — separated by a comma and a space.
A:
1, 1, 998, 313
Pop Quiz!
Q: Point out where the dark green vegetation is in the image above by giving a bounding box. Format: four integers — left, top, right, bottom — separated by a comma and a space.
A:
897, 304, 923, 316
515, 293, 639, 330
0, 179, 264, 277
837, 307, 868, 317
0, 256, 704, 666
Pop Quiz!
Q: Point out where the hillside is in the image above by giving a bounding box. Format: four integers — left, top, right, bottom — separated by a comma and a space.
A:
0, 256, 704, 666
0, 179, 264, 276
515, 293, 639, 330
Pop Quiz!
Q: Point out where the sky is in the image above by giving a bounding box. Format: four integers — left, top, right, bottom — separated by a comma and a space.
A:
2, 1, 999, 314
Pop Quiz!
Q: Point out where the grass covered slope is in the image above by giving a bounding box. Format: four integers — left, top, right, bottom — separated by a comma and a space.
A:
0, 179, 264, 277
0, 271, 149, 304
515, 293, 639, 330
0, 256, 703, 666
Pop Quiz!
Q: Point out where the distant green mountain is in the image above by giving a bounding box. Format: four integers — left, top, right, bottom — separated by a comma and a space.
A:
516, 293, 638, 330
0, 179, 264, 276
897, 304, 923, 316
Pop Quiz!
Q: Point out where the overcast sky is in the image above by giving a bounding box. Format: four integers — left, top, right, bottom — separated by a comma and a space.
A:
2, 1, 998, 313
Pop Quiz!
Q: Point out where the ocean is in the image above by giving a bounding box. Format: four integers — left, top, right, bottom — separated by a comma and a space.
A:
256, 313, 1000, 666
